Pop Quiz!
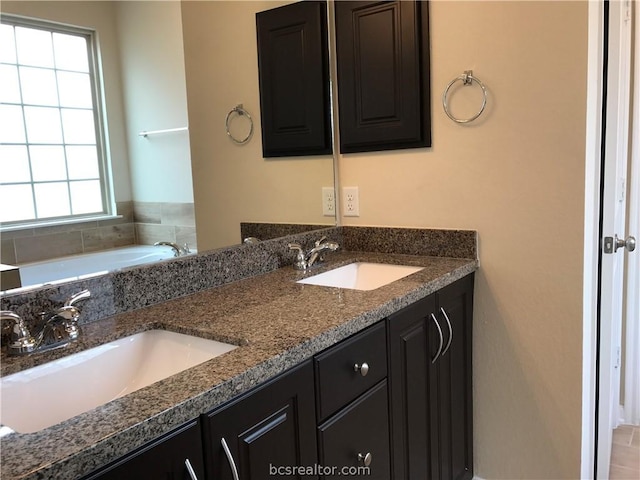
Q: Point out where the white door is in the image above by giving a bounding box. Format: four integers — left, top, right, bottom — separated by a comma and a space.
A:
622, 0, 640, 429
596, 1, 637, 478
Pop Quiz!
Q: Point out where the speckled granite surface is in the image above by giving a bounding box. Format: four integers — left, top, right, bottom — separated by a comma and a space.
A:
240, 222, 330, 241
0, 227, 477, 480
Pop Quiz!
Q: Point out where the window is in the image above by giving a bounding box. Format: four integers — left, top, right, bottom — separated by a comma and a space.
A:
0, 16, 110, 227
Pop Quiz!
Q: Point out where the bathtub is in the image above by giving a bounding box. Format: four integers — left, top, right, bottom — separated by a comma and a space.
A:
15, 245, 179, 289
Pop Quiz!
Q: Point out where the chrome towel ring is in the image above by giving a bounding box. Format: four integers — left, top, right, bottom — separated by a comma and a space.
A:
225, 104, 254, 144
442, 70, 487, 124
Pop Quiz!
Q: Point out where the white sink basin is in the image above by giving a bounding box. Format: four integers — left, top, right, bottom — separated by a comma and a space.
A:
0, 330, 237, 433
297, 262, 424, 291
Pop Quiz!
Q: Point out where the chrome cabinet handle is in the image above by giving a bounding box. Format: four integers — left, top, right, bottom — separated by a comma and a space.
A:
354, 362, 369, 376
221, 437, 240, 480
358, 452, 373, 467
184, 458, 199, 480
430, 313, 444, 364
440, 307, 453, 356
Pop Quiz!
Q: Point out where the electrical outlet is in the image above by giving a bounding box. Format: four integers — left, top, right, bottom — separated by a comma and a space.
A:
342, 186, 359, 217
322, 187, 335, 216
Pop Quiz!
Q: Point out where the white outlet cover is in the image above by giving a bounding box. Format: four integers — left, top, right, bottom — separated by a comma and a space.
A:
343, 186, 359, 217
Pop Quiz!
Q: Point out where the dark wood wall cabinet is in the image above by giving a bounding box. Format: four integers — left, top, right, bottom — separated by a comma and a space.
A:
82, 274, 473, 480
334, 0, 432, 153
256, 0, 431, 157
256, 1, 332, 157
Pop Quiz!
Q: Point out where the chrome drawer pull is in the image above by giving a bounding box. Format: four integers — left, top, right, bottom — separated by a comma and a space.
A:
184, 459, 199, 480
354, 362, 369, 376
430, 313, 444, 364
358, 452, 373, 467
440, 307, 453, 356
221, 437, 240, 480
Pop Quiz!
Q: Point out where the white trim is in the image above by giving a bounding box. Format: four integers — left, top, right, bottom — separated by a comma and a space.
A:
582, 2, 605, 478
623, 0, 640, 426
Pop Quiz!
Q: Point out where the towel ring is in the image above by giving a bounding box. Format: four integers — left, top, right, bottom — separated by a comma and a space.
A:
442, 70, 487, 124
225, 104, 254, 144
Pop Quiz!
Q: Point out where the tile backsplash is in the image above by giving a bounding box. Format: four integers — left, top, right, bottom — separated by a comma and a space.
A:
133, 201, 197, 250
0, 201, 197, 266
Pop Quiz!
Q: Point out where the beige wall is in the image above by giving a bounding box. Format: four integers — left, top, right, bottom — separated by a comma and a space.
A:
181, 1, 335, 250
116, 1, 194, 204
337, 1, 587, 478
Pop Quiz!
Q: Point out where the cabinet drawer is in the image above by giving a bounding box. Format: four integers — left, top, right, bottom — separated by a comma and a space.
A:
318, 380, 390, 480
315, 321, 387, 421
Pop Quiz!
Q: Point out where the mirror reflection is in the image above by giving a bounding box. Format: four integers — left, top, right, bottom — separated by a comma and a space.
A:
0, 0, 336, 292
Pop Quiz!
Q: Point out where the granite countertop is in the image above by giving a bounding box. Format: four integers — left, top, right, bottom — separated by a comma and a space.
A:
0, 251, 477, 480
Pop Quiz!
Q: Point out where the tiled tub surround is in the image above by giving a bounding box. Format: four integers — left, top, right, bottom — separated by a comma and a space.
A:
133, 201, 197, 251
0, 227, 477, 480
0, 201, 197, 269
0, 202, 135, 266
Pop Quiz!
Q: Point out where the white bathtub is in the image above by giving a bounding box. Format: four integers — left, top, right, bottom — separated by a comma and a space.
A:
16, 245, 179, 288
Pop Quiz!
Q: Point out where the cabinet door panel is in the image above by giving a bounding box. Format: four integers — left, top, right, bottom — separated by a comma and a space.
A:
388, 294, 436, 480
203, 361, 317, 480
436, 275, 474, 480
81, 420, 205, 480
335, 0, 431, 153
256, 1, 332, 157
318, 380, 390, 480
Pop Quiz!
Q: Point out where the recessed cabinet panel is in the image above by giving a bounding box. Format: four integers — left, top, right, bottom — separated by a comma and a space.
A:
388, 274, 474, 480
81, 420, 205, 480
335, 0, 431, 153
388, 294, 436, 480
203, 361, 317, 480
256, 1, 332, 157
431, 275, 474, 480
318, 381, 391, 480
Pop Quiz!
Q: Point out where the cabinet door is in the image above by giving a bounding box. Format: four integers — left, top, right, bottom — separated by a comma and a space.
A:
81, 419, 205, 480
318, 380, 391, 480
203, 361, 317, 480
334, 0, 431, 153
431, 275, 474, 480
256, 1, 332, 157
388, 293, 437, 480
388, 274, 474, 480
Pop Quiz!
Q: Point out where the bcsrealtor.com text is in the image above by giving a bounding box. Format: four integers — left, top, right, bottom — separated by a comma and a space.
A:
269, 463, 371, 477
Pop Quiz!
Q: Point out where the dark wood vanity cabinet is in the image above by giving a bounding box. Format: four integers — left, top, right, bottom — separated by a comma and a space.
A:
80, 274, 473, 480
334, 0, 431, 153
388, 274, 474, 480
202, 361, 318, 480
256, 1, 332, 157
81, 419, 205, 480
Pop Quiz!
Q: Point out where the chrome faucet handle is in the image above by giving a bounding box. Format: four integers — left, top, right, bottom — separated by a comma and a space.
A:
288, 243, 308, 270
64, 289, 91, 307
1, 310, 36, 355
46, 305, 81, 322
315, 236, 328, 247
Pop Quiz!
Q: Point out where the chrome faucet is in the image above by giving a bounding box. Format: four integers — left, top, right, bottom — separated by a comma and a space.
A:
1, 289, 91, 356
288, 237, 339, 270
154, 241, 191, 257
